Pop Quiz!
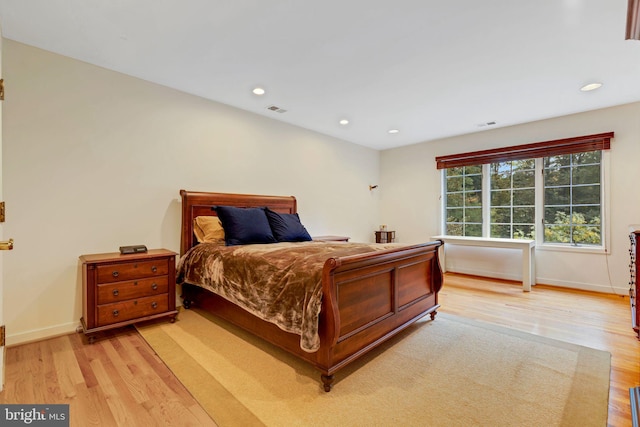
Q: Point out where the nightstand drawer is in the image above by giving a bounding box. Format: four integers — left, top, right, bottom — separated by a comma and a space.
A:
97, 294, 169, 326
97, 259, 169, 284
97, 276, 169, 304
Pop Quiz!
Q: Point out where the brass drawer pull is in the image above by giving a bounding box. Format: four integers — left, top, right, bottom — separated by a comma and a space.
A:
112, 310, 119, 317
112, 289, 119, 296
151, 283, 158, 291
151, 266, 158, 273
112, 271, 119, 278
151, 302, 158, 309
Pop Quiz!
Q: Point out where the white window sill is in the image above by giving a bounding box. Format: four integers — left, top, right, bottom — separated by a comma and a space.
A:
535, 243, 608, 255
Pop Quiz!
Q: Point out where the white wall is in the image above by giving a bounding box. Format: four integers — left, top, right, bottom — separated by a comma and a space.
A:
1, 40, 381, 345
380, 101, 640, 294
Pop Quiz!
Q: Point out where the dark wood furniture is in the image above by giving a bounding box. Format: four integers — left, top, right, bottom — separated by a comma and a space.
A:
629, 229, 640, 340
178, 190, 443, 391
375, 230, 395, 243
80, 249, 178, 343
312, 235, 350, 242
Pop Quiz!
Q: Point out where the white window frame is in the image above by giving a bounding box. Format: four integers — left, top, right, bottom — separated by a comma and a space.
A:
440, 150, 609, 253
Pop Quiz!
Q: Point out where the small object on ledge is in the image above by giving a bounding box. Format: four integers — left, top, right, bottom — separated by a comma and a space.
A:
119, 244, 148, 255
375, 230, 395, 243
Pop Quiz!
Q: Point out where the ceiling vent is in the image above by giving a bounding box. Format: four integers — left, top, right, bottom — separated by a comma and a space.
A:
477, 121, 497, 128
267, 105, 287, 113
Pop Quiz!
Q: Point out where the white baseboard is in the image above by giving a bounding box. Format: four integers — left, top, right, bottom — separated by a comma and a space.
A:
6, 321, 80, 347
6, 302, 185, 347
446, 266, 627, 295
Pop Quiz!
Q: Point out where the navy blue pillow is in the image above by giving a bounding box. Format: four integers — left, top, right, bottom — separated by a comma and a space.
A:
215, 206, 277, 246
265, 208, 312, 242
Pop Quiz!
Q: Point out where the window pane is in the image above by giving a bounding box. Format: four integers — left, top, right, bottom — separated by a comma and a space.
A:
465, 191, 482, 206
447, 193, 463, 207
464, 224, 482, 237
446, 176, 463, 192
544, 167, 570, 186
491, 207, 511, 223
513, 188, 534, 206
446, 208, 463, 223
466, 175, 482, 191
572, 184, 600, 205
465, 207, 482, 223
545, 187, 570, 205
513, 207, 534, 223
544, 206, 570, 224
491, 189, 511, 206
446, 223, 463, 236
513, 170, 535, 188
573, 164, 600, 185
491, 224, 511, 238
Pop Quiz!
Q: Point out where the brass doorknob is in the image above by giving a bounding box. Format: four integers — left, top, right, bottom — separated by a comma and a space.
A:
0, 239, 14, 250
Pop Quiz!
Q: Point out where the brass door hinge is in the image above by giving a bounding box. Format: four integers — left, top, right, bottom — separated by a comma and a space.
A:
0, 79, 4, 101
0, 201, 5, 222
0, 325, 5, 347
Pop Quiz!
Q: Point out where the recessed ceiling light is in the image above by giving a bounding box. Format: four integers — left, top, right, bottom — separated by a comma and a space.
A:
339, 119, 349, 126
580, 83, 602, 92
388, 129, 400, 134
252, 87, 265, 95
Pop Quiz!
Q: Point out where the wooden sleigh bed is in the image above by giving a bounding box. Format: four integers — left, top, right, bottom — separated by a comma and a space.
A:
178, 190, 444, 391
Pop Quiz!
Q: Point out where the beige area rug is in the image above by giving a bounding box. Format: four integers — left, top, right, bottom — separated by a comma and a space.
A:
136, 308, 611, 427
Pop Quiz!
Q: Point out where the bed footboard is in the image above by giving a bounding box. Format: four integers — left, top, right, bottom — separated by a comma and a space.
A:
318, 240, 443, 391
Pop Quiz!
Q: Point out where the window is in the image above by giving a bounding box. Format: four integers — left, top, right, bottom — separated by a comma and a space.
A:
543, 151, 602, 245
444, 166, 482, 236
490, 159, 535, 239
436, 133, 612, 247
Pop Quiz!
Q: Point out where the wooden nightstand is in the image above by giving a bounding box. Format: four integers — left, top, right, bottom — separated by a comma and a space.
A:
312, 235, 350, 242
80, 249, 178, 343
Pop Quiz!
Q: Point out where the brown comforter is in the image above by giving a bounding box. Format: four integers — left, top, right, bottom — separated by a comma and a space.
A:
176, 241, 403, 352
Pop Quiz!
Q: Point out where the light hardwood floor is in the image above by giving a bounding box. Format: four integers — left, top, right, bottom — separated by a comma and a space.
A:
0, 273, 638, 426
0, 325, 217, 426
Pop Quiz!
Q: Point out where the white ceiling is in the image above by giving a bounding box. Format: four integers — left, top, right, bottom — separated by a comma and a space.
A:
0, 1, 639, 150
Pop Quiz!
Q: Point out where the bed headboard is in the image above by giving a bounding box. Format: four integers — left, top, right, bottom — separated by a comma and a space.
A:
179, 190, 298, 256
